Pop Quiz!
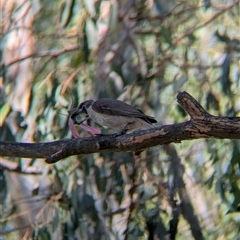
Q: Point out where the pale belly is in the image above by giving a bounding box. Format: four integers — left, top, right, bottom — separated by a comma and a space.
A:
87, 107, 153, 133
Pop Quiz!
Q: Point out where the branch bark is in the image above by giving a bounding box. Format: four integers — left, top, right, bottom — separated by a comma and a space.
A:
1, 91, 239, 164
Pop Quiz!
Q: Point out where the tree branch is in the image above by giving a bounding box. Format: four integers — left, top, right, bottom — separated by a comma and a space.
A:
3, 45, 80, 67
1, 92, 239, 163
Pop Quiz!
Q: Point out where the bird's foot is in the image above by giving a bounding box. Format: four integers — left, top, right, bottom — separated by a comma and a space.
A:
98, 122, 135, 137
120, 121, 135, 135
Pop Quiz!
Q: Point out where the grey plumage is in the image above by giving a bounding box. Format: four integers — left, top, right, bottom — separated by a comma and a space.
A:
71, 99, 157, 133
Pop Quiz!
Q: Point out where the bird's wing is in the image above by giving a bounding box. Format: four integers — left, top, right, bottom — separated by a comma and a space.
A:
92, 99, 157, 123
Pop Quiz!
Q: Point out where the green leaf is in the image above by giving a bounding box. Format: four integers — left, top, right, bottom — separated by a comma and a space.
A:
52, 207, 60, 232
0, 102, 10, 126
161, 26, 173, 47
60, 0, 75, 27
172, 75, 188, 93
230, 141, 240, 166
205, 172, 215, 189
85, 18, 98, 50
83, 0, 96, 16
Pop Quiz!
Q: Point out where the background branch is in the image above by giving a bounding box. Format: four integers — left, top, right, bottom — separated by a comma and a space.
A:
4, 45, 80, 67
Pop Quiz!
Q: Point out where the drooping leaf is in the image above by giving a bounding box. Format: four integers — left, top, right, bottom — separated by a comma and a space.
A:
0, 102, 10, 127
220, 54, 231, 95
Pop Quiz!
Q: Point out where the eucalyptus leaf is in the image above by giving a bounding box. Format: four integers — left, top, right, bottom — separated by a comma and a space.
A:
85, 18, 98, 50
172, 75, 188, 92
0, 102, 10, 126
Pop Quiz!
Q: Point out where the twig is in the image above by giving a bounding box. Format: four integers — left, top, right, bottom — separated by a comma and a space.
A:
173, 1, 238, 44
4, 45, 80, 67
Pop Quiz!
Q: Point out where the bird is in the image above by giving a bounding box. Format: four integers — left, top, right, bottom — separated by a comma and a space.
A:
70, 98, 157, 134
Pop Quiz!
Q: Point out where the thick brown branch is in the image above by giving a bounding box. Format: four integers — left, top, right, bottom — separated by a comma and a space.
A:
177, 91, 240, 138
0, 92, 239, 163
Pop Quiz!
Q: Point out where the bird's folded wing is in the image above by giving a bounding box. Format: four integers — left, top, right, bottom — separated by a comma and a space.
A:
91, 99, 157, 123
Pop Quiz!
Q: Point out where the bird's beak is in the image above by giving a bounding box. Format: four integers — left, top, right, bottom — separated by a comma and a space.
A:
68, 99, 93, 124
68, 107, 78, 116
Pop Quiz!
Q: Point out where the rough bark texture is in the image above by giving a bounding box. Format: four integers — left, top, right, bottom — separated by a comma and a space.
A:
1, 91, 240, 163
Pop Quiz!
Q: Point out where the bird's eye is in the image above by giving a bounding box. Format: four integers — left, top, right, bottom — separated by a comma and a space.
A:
81, 106, 88, 114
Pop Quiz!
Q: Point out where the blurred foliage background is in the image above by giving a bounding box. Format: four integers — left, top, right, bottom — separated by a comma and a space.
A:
0, 0, 240, 239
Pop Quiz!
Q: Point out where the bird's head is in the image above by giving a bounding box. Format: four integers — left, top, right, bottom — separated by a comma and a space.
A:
70, 99, 94, 124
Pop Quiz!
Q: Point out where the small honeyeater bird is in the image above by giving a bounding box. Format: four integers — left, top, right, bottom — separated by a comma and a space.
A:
70, 99, 157, 134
